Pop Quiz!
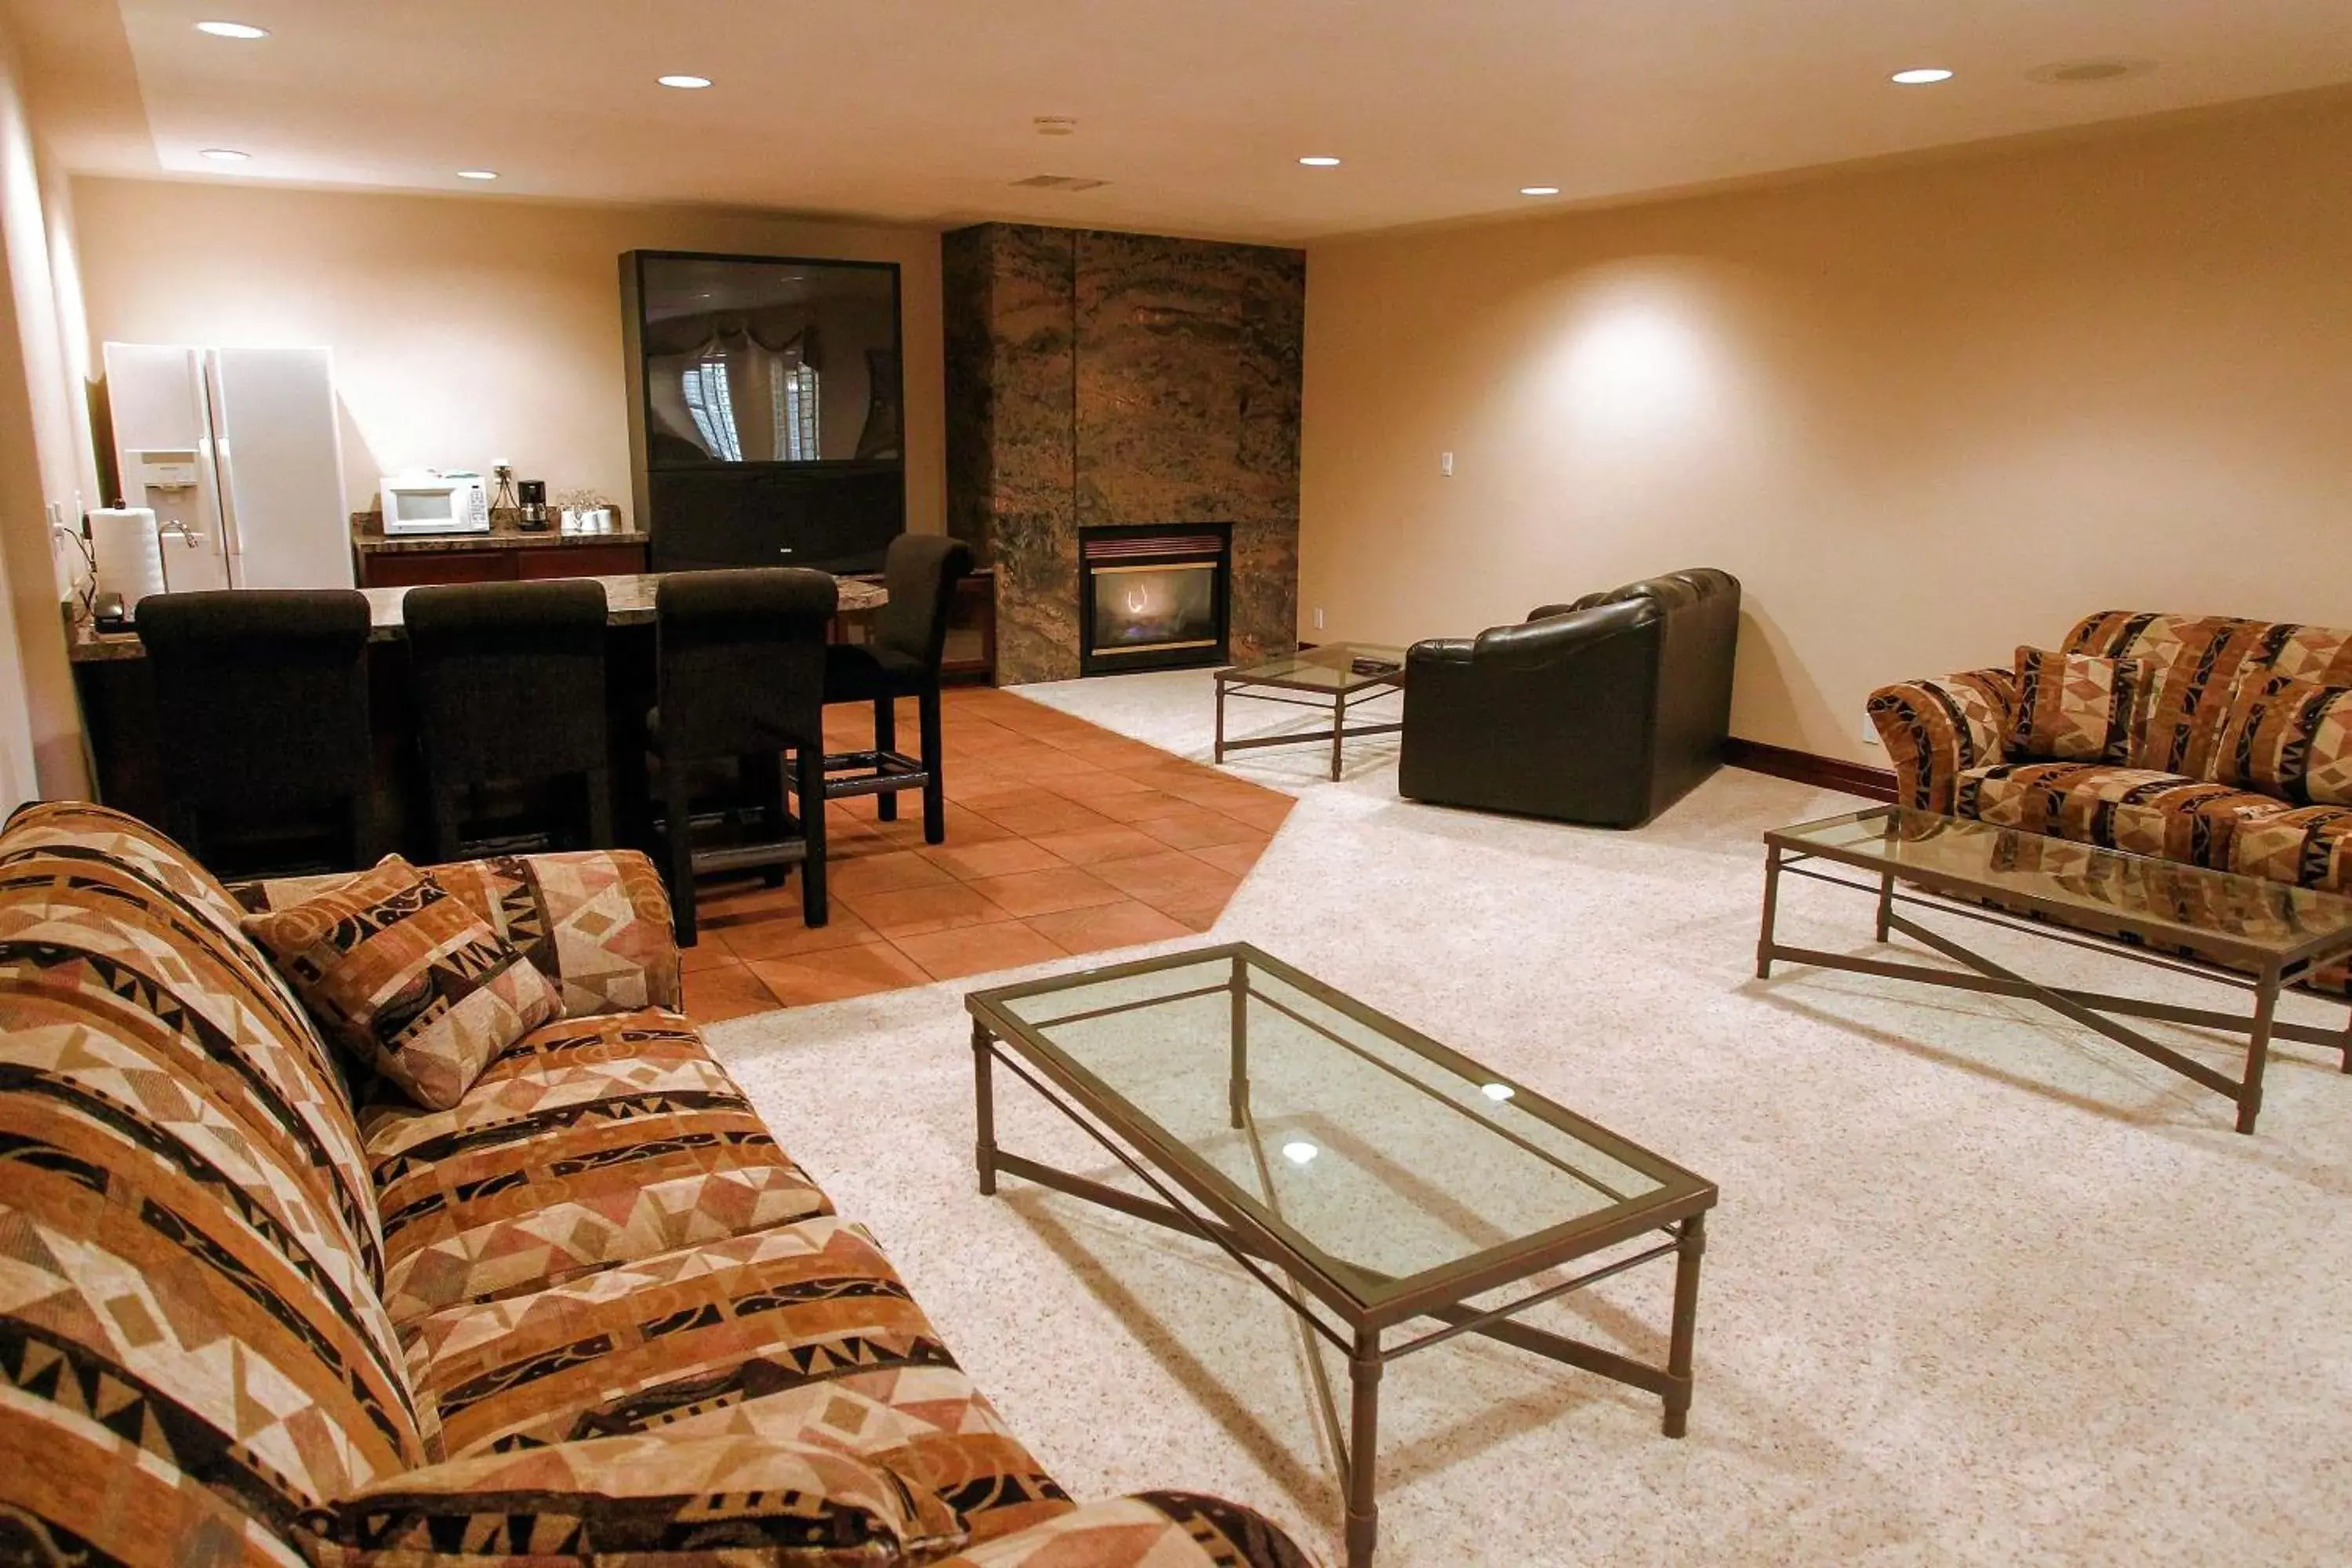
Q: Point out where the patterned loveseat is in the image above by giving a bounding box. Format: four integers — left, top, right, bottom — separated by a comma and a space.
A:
1869, 610, 2352, 988
0, 801, 1308, 1567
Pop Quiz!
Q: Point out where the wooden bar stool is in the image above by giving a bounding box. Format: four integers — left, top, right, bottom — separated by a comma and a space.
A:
405, 579, 613, 862
136, 589, 375, 877
646, 568, 835, 945
815, 534, 972, 844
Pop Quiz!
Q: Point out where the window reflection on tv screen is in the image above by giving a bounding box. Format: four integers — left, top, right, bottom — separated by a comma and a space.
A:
637, 256, 901, 466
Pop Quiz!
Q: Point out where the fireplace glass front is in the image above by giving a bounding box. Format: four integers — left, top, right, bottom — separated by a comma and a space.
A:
1078, 524, 1232, 676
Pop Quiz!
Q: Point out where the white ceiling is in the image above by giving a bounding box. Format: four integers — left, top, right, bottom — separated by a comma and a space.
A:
17, 0, 2352, 242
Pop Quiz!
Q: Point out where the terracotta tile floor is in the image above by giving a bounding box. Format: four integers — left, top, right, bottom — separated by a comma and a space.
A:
681, 685, 1294, 1019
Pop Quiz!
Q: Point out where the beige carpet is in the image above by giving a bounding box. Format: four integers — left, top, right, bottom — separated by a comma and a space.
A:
708, 669, 2352, 1566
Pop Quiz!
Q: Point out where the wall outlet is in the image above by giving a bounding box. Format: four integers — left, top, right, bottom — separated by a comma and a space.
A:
1861, 714, 1883, 748
1312, 607, 1327, 631
1440, 451, 1455, 477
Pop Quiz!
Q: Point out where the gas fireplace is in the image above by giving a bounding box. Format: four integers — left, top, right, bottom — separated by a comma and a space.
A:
1078, 524, 1232, 677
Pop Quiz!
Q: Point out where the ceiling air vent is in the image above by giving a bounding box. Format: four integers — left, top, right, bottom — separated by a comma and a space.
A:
1011, 174, 1109, 191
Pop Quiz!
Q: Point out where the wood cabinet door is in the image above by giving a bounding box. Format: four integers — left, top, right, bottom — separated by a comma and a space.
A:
515, 544, 651, 579
361, 551, 519, 587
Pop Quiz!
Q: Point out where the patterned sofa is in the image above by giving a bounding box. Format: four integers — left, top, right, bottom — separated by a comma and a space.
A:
1868, 609, 2352, 988
0, 801, 1308, 1567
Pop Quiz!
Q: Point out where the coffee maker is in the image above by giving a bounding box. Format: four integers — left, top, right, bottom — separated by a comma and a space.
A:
517, 480, 550, 531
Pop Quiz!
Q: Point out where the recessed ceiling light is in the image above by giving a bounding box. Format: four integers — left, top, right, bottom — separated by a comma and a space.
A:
456, 169, 499, 180
199, 148, 251, 162
1891, 67, 1955, 85
1519, 186, 1561, 197
657, 74, 713, 90
194, 20, 269, 40
1482, 1082, 1515, 1101
1298, 155, 1341, 168
1281, 1141, 1319, 1165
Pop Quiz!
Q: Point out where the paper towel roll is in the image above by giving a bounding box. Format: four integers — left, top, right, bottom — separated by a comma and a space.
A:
89, 507, 168, 612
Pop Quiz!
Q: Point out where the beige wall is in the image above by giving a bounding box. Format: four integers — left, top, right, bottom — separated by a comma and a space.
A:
0, 11, 96, 803
71, 178, 945, 532
1301, 93, 2352, 765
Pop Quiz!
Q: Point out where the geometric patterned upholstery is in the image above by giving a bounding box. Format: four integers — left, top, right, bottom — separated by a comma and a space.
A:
240, 855, 563, 1112
2006, 647, 2150, 765
1953, 763, 2295, 873
931, 1494, 1315, 1567
1873, 610, 2352, 996
2210, 674, 2352, 806
1866, 666, 2016, 815
2062, 610, 2352, 777
0, 800, 423, 1563
0, 804, 1312, 1568
401, 1216, 1073, 1545
302, 1428, 966, 1566
234, 850, 683, 1023
364, 1011, 831, 1326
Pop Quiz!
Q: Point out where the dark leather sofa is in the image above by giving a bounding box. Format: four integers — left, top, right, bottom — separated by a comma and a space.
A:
1398, 568, 1741, 827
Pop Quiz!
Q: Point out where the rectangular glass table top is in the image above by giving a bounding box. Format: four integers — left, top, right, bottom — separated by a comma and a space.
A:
1221, 642, 1409, 692
1771, 807, 2352, 961
967, 946, 1710, 1308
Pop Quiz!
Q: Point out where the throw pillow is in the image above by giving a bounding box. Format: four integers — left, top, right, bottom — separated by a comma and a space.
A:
2211, 673, 2352, 805
243, 855, 561, 1110
233, 849, 681, 1021
2008, 645, 2151, 766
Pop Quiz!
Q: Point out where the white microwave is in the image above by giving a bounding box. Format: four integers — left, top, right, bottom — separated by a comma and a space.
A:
380, 474, 491, 535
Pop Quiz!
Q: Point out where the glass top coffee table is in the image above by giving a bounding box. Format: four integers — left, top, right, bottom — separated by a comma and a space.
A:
1759, 807, 2352, 1133
1214, 644, 1408, 781
966, 945, 1716, 1568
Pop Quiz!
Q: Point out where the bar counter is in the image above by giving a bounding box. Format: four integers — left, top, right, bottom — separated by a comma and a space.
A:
67, 574, 887, 663
71, 572, 888, 858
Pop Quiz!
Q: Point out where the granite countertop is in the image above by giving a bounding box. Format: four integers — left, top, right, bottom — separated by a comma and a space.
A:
352, 513, 652, 555
67, 573, 886, 663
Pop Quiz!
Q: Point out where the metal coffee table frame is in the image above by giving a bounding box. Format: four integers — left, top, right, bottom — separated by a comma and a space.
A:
1214, 647, 1406, 782
966, 944, 1716, 1568
1758, 807, 2352, 1134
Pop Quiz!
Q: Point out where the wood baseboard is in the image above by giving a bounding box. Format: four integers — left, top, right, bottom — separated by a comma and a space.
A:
1724, 737, 1896, 801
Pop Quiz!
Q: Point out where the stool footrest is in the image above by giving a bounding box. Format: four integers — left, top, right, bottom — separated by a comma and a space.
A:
812, 750, 928, 800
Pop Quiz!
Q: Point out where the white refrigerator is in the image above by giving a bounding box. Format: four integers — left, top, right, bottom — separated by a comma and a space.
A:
101, 343, 354, 592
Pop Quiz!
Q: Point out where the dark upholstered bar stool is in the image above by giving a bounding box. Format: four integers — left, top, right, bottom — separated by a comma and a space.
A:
815, 534, 973, 844
406, 579, 612, 862
647, 568, 836, 945
136, 589, 375, 877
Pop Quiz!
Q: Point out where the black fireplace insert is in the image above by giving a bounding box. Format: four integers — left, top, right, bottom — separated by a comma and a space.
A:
1077, 524, 1232, 677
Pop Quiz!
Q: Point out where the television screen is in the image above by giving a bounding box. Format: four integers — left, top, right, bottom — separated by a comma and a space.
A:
634, 255, 901, 467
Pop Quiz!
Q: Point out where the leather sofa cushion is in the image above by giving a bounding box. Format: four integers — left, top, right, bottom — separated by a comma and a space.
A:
403, 1216, 1073, 1547
363, 1010, 830, 1326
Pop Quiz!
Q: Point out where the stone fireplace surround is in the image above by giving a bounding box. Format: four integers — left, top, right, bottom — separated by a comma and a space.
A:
943, 223, 1305, 685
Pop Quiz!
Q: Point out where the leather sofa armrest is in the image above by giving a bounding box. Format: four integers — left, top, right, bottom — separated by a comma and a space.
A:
1471, 600, 1653, 670
1867, 667, 2018, 813
1406, 635, 1476, 669
932, 1492, 1314, 1567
